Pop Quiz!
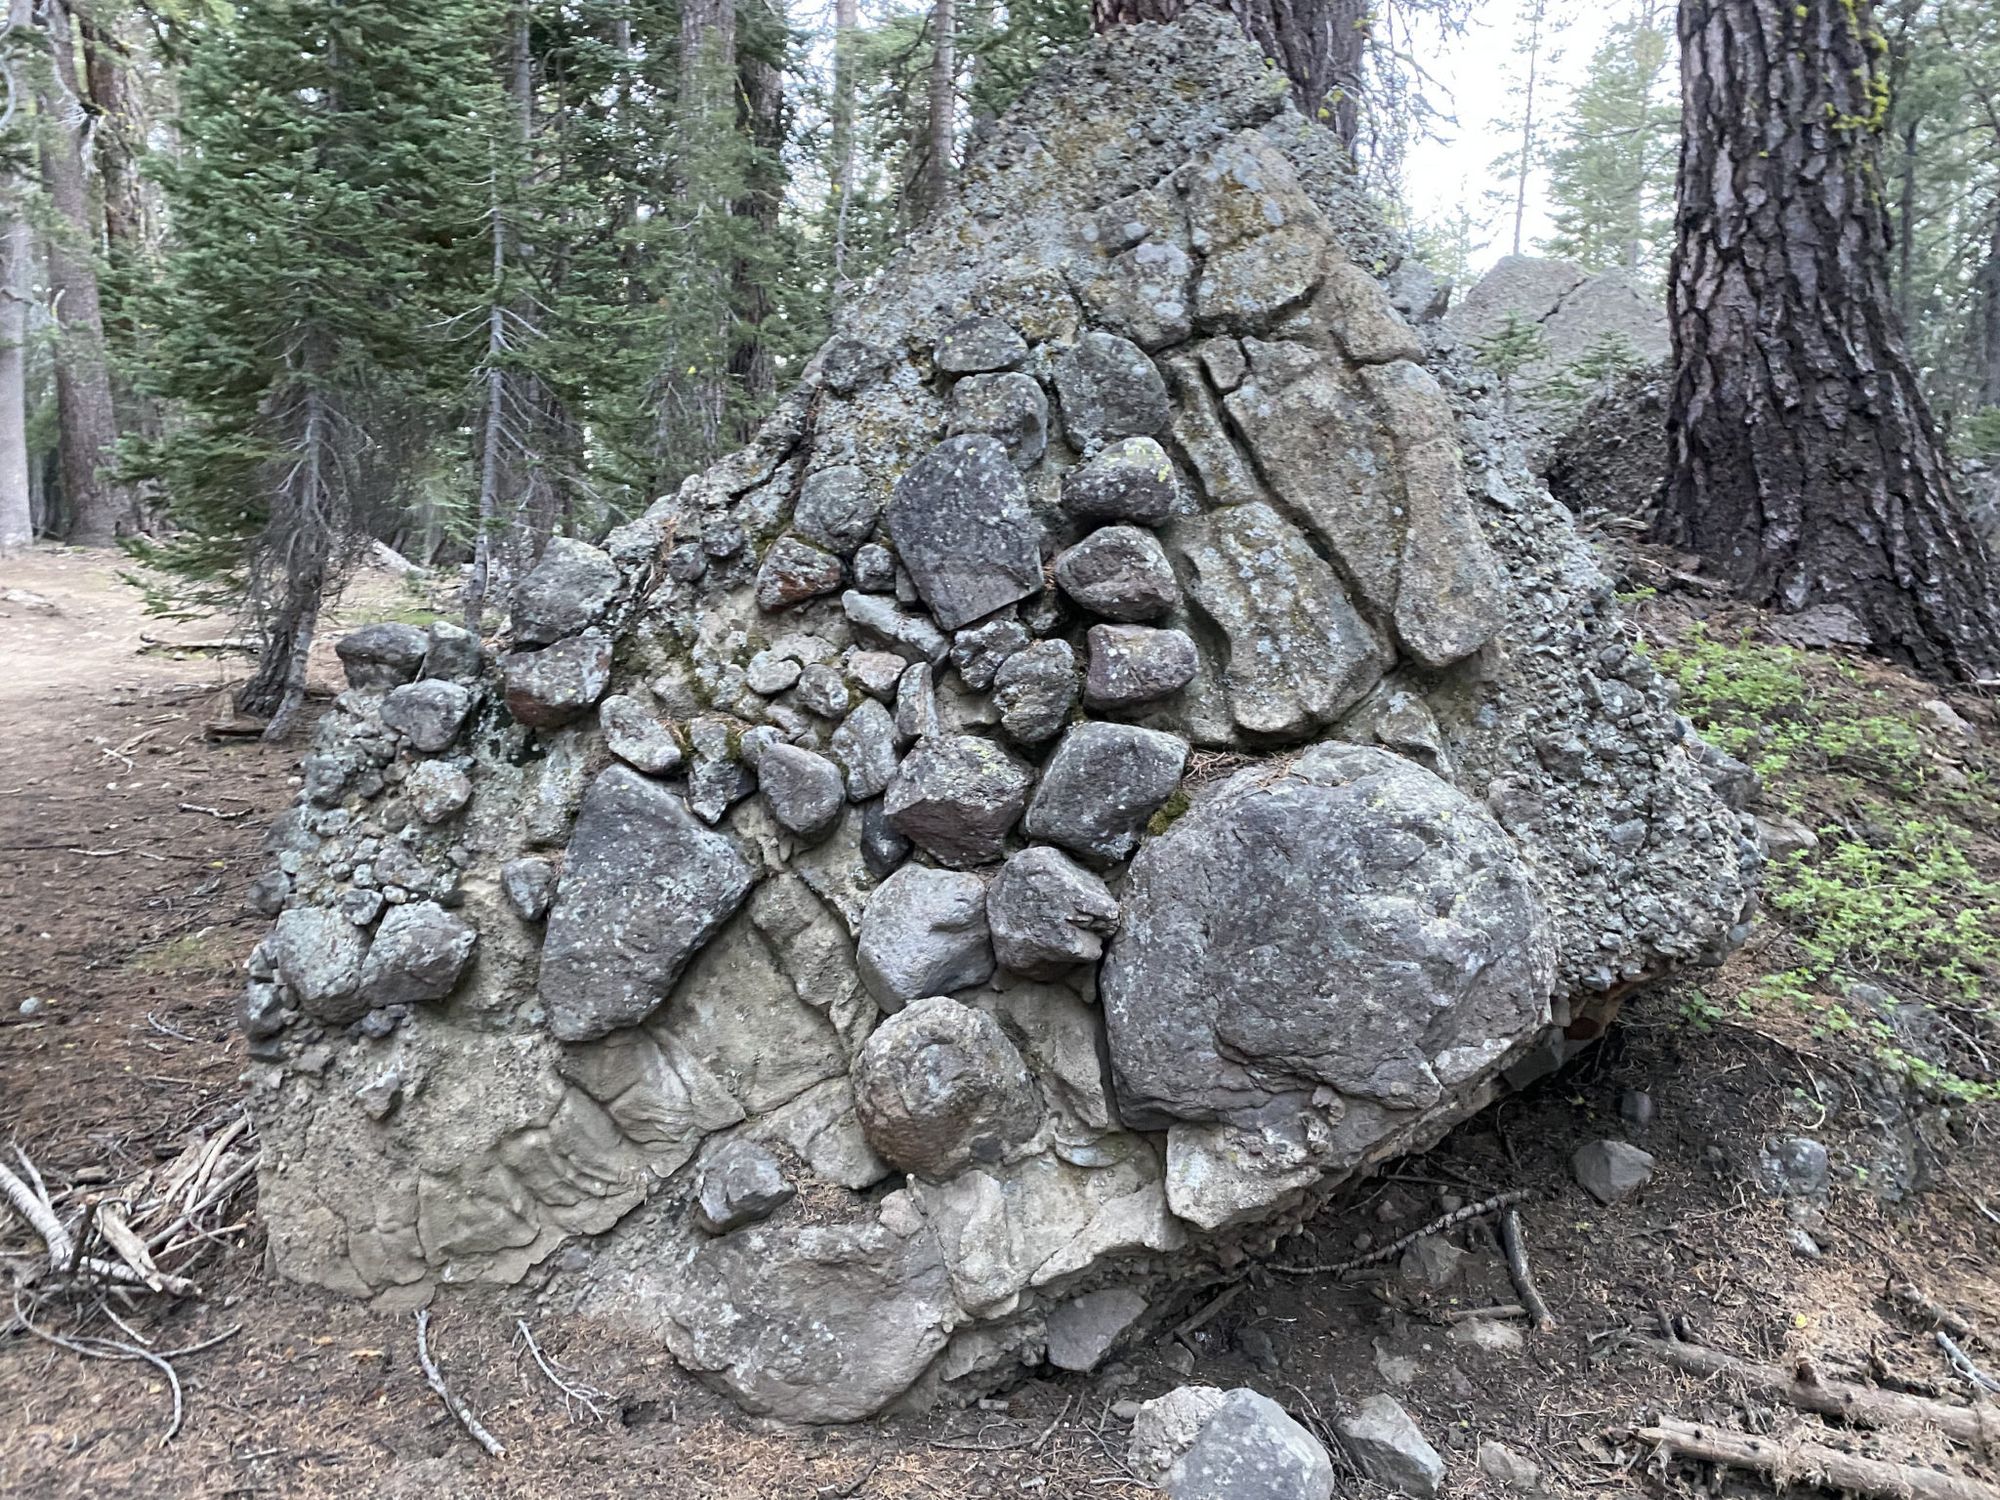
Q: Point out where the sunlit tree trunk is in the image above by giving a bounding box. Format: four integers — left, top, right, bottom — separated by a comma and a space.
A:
1659, 0, 2000, 681
911, 0, 955, 220
828, 0, 859, 285
0, 209, 30, 551
728, 0, 784, 432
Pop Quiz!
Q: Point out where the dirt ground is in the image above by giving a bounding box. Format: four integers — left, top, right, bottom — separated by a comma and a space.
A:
2, 547, 1997, 1500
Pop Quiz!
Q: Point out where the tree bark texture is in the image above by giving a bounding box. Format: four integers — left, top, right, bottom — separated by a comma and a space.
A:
0, 209, 31, 551
911, 0, 955, 221
36, 0, 129, 543
728, 0, 784, 431
828, 0, 859, 284
1659, 0, 2000, 681
676, 0, 735, 455
1981, 199, 2000, 409
1091, 0, 1363, 145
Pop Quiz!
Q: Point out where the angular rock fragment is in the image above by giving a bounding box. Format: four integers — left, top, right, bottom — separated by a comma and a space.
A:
831, 698, 901, 800
992, 640, 1078, 744
1055, 526, 1182, 621
795, 662, 853, 718
758, 744, 847, 844
403, 760, 472, 823
539, 765, 759, 1041
381, 680, 474, 753
860, 798, 913, 878
502, 632, 612, 730
1023, 721, 1187, 867
693, 1138, 795, 1234
599, 694, 683, 775
421, 620, 486, 683
267, 907, 369, 1023
851, 543, 897, 592
511, 536, 620, 646
951, 616, 1031, 691
935, 315, 1028, 373
1333, 1395, 1444, 1499
845, 649, 906, 701
886, 436, 1043, 631
895, 662, 942, 746
1130, 1386, 1229, 1485
856, 865, 994, 1012
1052, 332, 1171, 453
851, 996, 1042, 1180
755, 536, 844, 613
1046, 1287, 1148, 1372
358, 901, 478, 1007
501, 857, 557, 921
1572, 1139, 1655, 1204
793, 466, 879, 555
335, 623, 428, 689
883, 734, 1034, 868
685, 715, 757, 824
988, 846, 1120, 978
948, 373, 1049, 468
1195, 224, 1325, 333
1083, 623, 1198, 710
1169, 1388, 1335, 1500
1061, 436, 1179, 526
844, 590, 951, 665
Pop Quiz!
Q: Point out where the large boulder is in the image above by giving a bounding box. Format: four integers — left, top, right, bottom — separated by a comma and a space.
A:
242, 9, 1756, 1424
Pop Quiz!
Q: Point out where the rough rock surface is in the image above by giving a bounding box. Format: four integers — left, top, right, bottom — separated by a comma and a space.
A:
1167, 1388, 1335, 1500
245, 11, 1755, 1426
1335, 1395, 1445, 1498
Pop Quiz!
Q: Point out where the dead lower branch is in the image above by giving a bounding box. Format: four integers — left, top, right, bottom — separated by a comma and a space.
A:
1638, 1419, 2000, 1500
1498, 1207, 1556, 1332
415, 1309, 506, 1459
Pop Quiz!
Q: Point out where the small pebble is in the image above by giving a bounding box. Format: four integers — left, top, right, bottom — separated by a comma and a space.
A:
18, 997, 45, 1018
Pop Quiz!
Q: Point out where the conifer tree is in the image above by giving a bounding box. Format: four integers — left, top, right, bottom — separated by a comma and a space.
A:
133, 0, 502, 735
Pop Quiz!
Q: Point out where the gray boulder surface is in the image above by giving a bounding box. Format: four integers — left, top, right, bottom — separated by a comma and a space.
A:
1572, 1138, 1658, 1204
694, 1138, 796, 1234
1334, 1394, 1445, 1498
379, 681, 474, 754
1167, 1388, 1335, 1500
242, 10, 1756, 1426
335, 623, 428, 689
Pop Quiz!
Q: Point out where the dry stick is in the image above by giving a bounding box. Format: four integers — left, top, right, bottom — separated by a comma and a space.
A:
1271, 1188, 1533, 1277
11, 1292, 184, 1443
1638, 1419, 2000, 1500
512, 1319, 609, 1423
414, 1309, 506, 1460
1442, 1303, 1528, 1324
0, 1157, 75, 1272
144, 1154, 259, 1253
1498, 1207, 1555, 1332
1937, 1333, 2000, 1395
1896, 1282, 1994, 1351
1625, 1336, 1999, 1452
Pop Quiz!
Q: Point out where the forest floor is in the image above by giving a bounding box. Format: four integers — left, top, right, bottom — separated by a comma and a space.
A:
1, 545, 1998, 1500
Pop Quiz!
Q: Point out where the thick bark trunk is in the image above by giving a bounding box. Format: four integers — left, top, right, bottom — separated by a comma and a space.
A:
0, 210, 30, 551
911, 0, 955, 221
240, 383, 332, 736
1659, 0, 2000, 682
677, 0, 735, 455
36, 0, 128, 543
1092, 0, 1363, 146
1982, 200, 2000, 409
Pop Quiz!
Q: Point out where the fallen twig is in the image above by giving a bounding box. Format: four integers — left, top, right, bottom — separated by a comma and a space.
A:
1938, 1333, 2000, 1395
1272, 1188, 1533, 1277
0, 1154, 75, 1274
11, 1292, 185, 1443
1441, 1302, 1528, 1324
1625, 1335, 1998, 1452
415, 1309, 506, 1459
512, 1319, 610, 1423
1638, 1418, 2000, 1500
1895, 1283, 1993, 1352
1173, 1282, 1243, 1343
1498, 1208, 1555, 1331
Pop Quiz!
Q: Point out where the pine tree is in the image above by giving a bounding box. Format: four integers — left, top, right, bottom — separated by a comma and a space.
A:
132, 0, 503, 734
1544, 1, 1678, 281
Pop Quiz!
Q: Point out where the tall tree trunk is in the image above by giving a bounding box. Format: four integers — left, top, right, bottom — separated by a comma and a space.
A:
1091, 0, 1363, 146
677, 0, 736, 455
912, 0, 955, 221
240, 380, 332, 738
728, 0, 784, 436
828, 0, 859, 286
0, 208, 30, 551
1511, 0, 1547, 258
1893, 116, 1917, 331
1658, 0, 2000, 682
36, 0, 128, 543
1981, 198, 2000, 409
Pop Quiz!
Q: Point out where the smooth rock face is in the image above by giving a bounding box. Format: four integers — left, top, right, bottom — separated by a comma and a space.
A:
856, 865, 994, 1012
512, 536, 621, 646
887, 435, 1043, 631
358, 901, 477, 1007
1053, 332, 1172, 453
988, 847, 1120, 978
599, 694, 684, 775
1056, 527, 1183, 622
851, 997, 1043, 1180
539, 766, 759, 1041
1024, 722, 1188, 867
694, 1138, 796, 1234
1046, 1287, 1148, 1372
1334, 1395, 1444, 1499
1102, 745, 1555, 1131
380, 681, 474, 753
883, 735, 1034, 868
844, 591, 952, 665
335, 623, 428, 689
1084, 624, 1199, 710
503, 632, 613, 730
1062, 436, 1179, 526
1167, 1388, 1335, 1500
1572, 1139, 1656, 1204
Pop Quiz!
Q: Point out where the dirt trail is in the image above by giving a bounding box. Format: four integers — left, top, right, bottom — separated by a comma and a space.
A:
1, 549, 1996, 1500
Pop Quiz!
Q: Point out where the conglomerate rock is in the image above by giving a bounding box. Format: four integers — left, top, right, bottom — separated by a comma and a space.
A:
240, 11, 1756, 1425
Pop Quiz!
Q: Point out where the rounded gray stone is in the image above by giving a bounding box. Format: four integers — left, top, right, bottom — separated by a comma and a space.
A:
1022, 721, 1188, 867
1055, 526, 1183, 622
851, 996, 1042, 1180
856, 864, 994, 1012
510, 536, 620, 646
1083, 623, 1198, 710
883, 734, 1034, 869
